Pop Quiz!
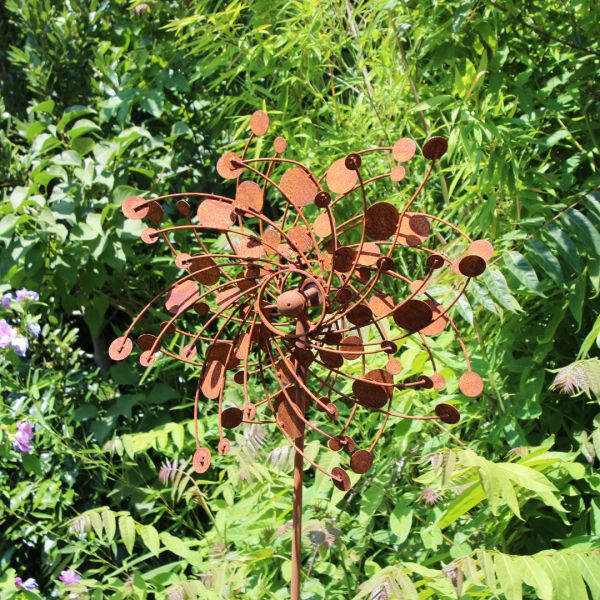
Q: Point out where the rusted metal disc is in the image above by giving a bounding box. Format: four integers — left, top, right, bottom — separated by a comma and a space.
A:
427, 254, 445, 269
197, 199, 235, 229
139, 350, 157, 367
188, 255, 220, 286
340, 335, 364, 360
341, 435, 356, 452
201, 360, 225, 399
324, 403, 339, 420
365, 202, 399, 240
346, 304, 373, 327
459, 371, 484, 397
250, 110, 269, 136
218, 438, 231, 455
279, 167, 318, 207
288, 227, 313, 252
233, 371, 245, 385
234, 180, 264, 212
273, 136, 287, 154
122, 196, 149, 220
369, 292, 394, 318
192, 447, 211, 473
468, 239, 494, 261
159, 322, 176, 336
207, 341, 239, 368
175, 252, 191, 269
386, 358, 402, 375
332, 466, 351, 491
422, 136, 448, 160
234, 332, 252, 360
396, 213, 430, 247
243, 404, 256, 419
275, 391, 304, 438
420, 300, 448, 336
326, 157, 359, 194
335, 287, 352, 305
435, 403, 460, 424
147, 201, 164, 225
221, 407, 244, 429
357, 242, 380, 266
176, 199, 191, 216
333, 246, 357, 273
431, 372, 446, 390
319, 348, 343, 369
194, 301, 210, 315
141, 228, 159, 244
261, 226, 281, 253
323, 331, 342, 345
217, 152, 244, 180
381, 340, 398, 354
313, 213, 332, 239
390, 165, 406, 182
314, 191, 331, 208
137, 333, 158, 351
216, 286, 241, 309
328, 436, 343, 451
377, 256, 395, 271
109, 336, 133, 361
236, 237, 265, 259
350, 450, 373, 474
165, 280, 200, 314
353, 369, 393, 409
393, 299, 433, 332
458, 255, 486, 277
392, 137, 416, 162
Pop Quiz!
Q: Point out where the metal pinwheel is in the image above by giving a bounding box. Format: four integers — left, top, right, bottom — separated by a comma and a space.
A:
110, 109, 490, 599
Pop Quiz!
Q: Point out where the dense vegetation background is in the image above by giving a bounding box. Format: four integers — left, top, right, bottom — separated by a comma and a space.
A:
1, 1, 599, 598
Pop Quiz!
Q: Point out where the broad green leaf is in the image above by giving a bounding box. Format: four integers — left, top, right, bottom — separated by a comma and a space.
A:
503, 251, 543, 295
562, 209, 600, 257
542, 225, 581, 273
140, 525, 160, 556
482, 268, 522, 312
525, 239, 564, 286
494, 553, 523, 600
118, 515, 136, 554
390, 497, 413, 544
520, 556, 552, 599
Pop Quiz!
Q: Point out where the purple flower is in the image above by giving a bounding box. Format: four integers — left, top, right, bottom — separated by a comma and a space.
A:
14, 577, 38, 590
12, 420, 34, 454
1, 293, 12, 308
59, 570, 82, 585
420, 486, 443, 506
11, 336, 29, 357
28, 322, 41, 338
15, 288, 39, 303
0, 319, 16, 349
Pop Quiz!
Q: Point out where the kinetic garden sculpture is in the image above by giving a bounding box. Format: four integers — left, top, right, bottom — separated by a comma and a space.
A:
110, 110, 490, 598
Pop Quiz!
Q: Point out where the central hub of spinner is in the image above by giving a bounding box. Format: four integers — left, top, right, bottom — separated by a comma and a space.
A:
276, 290, 307, 318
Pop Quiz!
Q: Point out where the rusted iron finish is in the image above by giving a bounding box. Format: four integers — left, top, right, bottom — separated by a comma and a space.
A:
112, 110, 488, 599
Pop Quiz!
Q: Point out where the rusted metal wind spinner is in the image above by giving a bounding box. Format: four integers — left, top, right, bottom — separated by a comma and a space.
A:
110, 110, 490, 599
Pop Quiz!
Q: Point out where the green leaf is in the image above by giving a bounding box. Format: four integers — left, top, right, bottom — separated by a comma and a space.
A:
542, 225, 581, 273
482, 268, 522, 312
562, 209, 600, 257
525, 239, 564, 286
140, 525, 160, 556
494, 553, 523, 600
390, 497, 413, 544
101, 510, 116, 544
118, 515, 136, 554
503, 251, 543, 295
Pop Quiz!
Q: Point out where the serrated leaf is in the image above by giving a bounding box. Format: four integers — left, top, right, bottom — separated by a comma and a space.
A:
504, 251, 543, 295
140, 525, 160, 556
520, 556, 552, 599
525, 239, 564, 286
118, 515, 136, 554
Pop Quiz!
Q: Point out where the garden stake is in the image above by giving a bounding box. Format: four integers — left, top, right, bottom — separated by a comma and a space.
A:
110, 110, 489, 599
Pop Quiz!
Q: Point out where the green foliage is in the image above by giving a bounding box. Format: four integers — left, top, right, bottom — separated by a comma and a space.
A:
1, 0, 599, 598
